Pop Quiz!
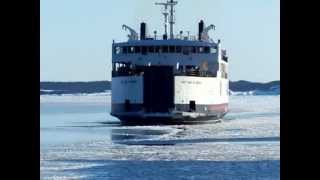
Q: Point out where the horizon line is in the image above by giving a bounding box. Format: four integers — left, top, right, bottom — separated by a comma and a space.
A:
40, 79, 280, 83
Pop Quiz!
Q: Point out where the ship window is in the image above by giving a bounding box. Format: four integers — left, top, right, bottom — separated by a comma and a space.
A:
155, 46, 160, 53
222, 56, 228, 62
114, 46, 121, 54
186, 65, 195, 70
222, 50, 228, 62
128, 46, 134, 53
141, 46, 147, 55
182, 46, 189, 55
191, 46, 196, 53
134, 46, 141, 53
204, 47, 210, 53
112, 62, 116, 71
176, 46, 182, 53
115, 63, 118, 71
198, 47, 205, 53
210, 47, 217, 53
169, 46, 175, 53
122, 46, 128, 54
162, 46, 169, 53
148, 46, 155, 53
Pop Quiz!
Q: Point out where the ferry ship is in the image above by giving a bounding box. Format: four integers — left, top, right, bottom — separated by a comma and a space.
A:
111, 0, 229, 124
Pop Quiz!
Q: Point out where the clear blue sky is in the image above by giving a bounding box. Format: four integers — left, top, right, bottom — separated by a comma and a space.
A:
41, 0, 279, 82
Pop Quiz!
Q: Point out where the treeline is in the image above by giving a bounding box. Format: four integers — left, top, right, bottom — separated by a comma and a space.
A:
229, 80, 279, 92
40, 81, 111, 95
40, 80, 279, 95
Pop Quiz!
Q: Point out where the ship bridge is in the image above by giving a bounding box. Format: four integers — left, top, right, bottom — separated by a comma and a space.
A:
112, 25, 228, 78
112, 0, 228, 79
111, 0, 228, 78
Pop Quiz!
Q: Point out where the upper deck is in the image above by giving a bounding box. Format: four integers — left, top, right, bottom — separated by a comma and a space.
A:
112, 38, 226, 65
111, 0, 228, 79
113, 38, 216, 47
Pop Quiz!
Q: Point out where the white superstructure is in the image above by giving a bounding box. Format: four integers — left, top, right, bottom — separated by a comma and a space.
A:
111, 0, 229, 124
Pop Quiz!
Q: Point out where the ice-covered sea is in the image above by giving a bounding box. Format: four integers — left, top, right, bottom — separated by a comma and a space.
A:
40, 93, 280, 180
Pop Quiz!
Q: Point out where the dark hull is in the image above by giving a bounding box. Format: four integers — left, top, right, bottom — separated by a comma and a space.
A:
116, 114, 226, 125
112, 103, 228, 114
111, 103, 228, 125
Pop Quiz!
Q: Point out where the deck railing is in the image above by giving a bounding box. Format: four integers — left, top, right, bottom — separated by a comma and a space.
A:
114, 34, 215, 43
125, 34, 200, 41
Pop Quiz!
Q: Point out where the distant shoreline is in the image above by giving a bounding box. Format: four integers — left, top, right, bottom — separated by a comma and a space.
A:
40, 80, 280, 95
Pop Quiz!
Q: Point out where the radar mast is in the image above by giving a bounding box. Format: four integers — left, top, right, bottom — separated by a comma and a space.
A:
155, 0, 178, 39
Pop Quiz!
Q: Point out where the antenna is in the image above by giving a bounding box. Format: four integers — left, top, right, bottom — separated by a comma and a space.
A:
155, 0, 178, 39
154, 30, 157, 39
